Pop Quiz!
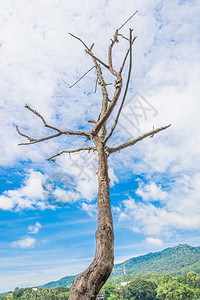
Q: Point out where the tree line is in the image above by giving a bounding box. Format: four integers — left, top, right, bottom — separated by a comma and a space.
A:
1, 271, 200, 299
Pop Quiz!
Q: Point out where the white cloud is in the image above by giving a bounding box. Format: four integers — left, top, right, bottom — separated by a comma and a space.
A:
0, 0, 198, 178
117, 172, 200, 236
53, 188, 79, 204
146, 237, 163, 247
136, 181, 168, 201
28, 222, 42, 234
0, 0, 199, 210
0, 170, 48, 211
59, 152, 99, 202
132, 226, 142, 233
11, 237, 36, 249
81, 203, 97, 217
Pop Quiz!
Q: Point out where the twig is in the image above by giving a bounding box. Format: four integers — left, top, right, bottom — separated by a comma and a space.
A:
18, 132, 62, 146
108, 38, 116, 69
16, 125, 36, 142
25, 104, 46, 126
17, 105, 90, 142
105, 29, 133, 144
69, 32, 110, 70
88, 120, 97, 124
118, 34, 130, 41
25, 104, 63, 132
64, 66, 95, 88
118, 11, 138, 31
107, 125, 171, 154
94, 76, 98, 93
108, 11, 137, 69
120, 36, 137, 74
85, 50, 110, 70
68, 32, 90, 51
47, 146, 96, 161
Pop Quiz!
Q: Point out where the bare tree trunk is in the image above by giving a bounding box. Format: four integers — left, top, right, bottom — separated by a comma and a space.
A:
16, 15, 170, 299
69, 137, 114, 300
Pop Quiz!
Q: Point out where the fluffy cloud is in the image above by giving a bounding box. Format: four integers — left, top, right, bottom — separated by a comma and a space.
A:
11, 237, 36, 249
136, 181, 168, 201
117, 172, 200, 237
0, 165, 99, 211
0, 0, 199, 207
0, 170, 47, 211
146, 237, 163, 247
28, 222, 42, 234
81, 203, 97, 217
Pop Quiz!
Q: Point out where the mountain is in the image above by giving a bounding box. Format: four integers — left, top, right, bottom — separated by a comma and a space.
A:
38, 275, 77, 289
39, 244, 200, 289
113, 244, 200, 277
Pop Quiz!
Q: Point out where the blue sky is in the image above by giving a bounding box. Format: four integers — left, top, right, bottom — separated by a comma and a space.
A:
0, 0, 200, 293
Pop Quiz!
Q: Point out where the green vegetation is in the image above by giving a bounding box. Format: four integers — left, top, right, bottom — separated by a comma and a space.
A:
2, 244, 200, 299
112, 244, 200, 278
38, 275, 77, 290
2, 272, 200, 299
37, 244, 200, 289
100, 272, 200, 299
0, 287, 70, 300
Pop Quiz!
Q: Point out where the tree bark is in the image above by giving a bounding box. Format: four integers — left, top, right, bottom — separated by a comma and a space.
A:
69, 137, 114, 300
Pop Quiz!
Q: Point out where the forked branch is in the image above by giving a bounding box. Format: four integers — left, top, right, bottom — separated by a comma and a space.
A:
120, 36, 137, 74
107, 124, 171, 154
69, 13, 138, 138
47, 146, 96, 161
17, 105, 90, 145
17, 131, 63, 146
105, 28, 133, 144
109, 11, 137, 71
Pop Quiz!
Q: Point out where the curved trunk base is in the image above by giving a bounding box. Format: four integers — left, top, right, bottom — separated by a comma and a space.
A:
69, 225, 114, 300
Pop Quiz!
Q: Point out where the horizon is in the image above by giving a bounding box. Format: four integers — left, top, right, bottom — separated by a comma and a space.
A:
1, 243, 197, 294
0, 0, 200, 293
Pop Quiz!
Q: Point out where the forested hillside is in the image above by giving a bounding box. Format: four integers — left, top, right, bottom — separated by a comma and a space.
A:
2, 244, 200, 299
113, 244, 200, 277
2, 272, 200, 299
40, 244, 200, 289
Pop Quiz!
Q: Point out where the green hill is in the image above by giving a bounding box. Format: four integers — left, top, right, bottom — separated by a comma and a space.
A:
113, 244, 200, 277
38, 275, 77, 289
39, 244, 200, 289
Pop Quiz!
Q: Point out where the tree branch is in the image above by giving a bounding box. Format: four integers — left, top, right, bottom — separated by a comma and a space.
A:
85, 49, 110, 70
16, 125, 36, 142
17, 128, 90, 145
120, 36, 137, 74
63, 66, 95, 88
107, 124, 171, 154
69, 32, 110, 70
109, 11, 138, 69
89, 72, 122, 136
25, 104, 63, 132
68, 32, 90, 51
47, 146, 96, 161
108, 32, 118, 69
68, 16, 137, 139
16, 104, 90, 137
18, 132, 63, 146
91, 57, 110, 140
105, 29, 133, 144
118, 11, 138, 31
17, 105, 90, 144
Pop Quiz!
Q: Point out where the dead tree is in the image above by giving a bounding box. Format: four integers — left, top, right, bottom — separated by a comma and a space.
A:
17, 13, 171, 300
